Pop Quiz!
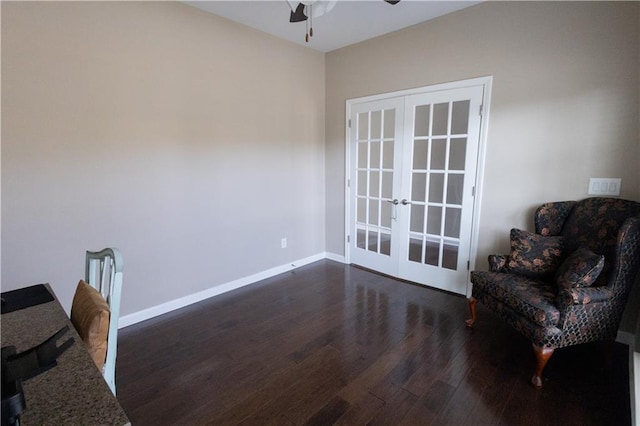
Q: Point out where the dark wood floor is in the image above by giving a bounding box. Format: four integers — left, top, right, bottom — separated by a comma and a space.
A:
116, 260, 630, 425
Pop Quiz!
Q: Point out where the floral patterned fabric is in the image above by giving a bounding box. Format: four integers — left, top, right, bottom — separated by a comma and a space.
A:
471, 271, 559, 327
555, 247, 604, 289
508, 229, 564, 278
561, 197, 640, 269
470, 197, 640, 350
469, 277, 563, 346
556, 286, 613, 308
488, 254, 509, 272
535, 201, 576, 236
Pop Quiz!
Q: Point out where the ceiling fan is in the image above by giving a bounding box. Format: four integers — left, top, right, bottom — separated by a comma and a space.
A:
287, 0, 401, 43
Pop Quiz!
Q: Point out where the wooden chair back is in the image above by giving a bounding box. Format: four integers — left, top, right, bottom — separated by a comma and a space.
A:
85, 248, 123, 395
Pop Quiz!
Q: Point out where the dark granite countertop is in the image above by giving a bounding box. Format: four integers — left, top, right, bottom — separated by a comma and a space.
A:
1, 284, 130, 425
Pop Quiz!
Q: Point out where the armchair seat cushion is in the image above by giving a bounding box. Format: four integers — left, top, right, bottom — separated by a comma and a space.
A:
471, 271, 560, 327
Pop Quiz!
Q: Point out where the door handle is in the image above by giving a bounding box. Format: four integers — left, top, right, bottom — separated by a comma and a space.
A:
401, 199, 412, 205
386, 199, 399, 205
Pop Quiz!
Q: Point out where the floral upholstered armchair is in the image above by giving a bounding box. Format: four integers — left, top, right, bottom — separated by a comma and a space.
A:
466, 197, 640, 389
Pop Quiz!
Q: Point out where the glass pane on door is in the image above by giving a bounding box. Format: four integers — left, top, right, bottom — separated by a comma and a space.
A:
407, 98, 472, 271
349, 82, 486, 296
354, 108, 396, 257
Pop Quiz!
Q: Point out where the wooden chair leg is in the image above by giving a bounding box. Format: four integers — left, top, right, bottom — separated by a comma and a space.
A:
465, 297, 477, 329
531, 344, 554, 389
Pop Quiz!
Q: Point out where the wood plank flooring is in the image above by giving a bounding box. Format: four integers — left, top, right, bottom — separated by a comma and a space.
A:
116, 260, 630, 425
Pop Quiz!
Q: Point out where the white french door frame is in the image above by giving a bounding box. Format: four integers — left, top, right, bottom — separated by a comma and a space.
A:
344, 76, 493, 297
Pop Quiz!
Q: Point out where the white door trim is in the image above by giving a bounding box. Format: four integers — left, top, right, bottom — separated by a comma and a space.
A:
344, 76, 492, 296
467, 77, 492, 297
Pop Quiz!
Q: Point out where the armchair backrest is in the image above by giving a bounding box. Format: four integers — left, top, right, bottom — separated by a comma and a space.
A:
611, 216, 640, 297
535, 198, 640, 296
560, 198, 640, 261
534, 200, 576, 236
552, 198, 640, 299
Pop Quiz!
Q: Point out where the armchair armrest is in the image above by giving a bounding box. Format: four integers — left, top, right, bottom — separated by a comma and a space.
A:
557, 286, 613, 308
488, 254, 510, 272
534, 201, 576, 236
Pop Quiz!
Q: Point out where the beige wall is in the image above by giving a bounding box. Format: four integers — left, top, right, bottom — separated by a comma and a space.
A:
1, 1, 326, 314
325, 2, 640, 266
2, 1, 639, 319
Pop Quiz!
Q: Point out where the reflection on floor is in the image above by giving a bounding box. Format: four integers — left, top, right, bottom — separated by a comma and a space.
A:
358, 231, 458, 270
117, 260, 630, 425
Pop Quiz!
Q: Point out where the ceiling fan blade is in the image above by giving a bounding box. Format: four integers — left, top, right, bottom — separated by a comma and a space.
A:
289, 3, 308, 22
307, 1, 337, 18
384, 0, 401, 4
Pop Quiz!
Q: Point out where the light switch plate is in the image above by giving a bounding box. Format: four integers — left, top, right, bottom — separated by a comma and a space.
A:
588, 178, 621, 196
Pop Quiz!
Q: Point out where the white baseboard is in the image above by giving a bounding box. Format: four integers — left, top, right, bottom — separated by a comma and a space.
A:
325, 252, 346, 263
119, 252, 338, 328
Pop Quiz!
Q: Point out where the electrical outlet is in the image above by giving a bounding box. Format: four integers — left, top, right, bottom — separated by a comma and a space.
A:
588, 178, 621, 196
281, 238, 287, 249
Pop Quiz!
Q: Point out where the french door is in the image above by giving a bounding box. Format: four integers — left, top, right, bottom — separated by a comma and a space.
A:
347, 80, 488, 295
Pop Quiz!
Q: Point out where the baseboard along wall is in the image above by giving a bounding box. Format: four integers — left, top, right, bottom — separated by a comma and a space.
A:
118, 252, 346, 328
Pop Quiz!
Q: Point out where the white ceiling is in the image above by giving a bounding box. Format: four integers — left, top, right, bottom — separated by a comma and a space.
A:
184, 1, 480, 52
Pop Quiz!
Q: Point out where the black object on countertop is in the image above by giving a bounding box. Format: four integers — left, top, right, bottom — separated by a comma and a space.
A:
1, 284, 54, 314
2, 346, 25, 426
1, 327, 75, 426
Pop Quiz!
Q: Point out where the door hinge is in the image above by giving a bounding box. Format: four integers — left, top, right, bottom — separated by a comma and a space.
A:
479, 104, 484, 117
472, 186, 476, 197
347, 235, 351, 243
347, 179, 351, 188
467, 260, 470, 270
348, 119, 352, 128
